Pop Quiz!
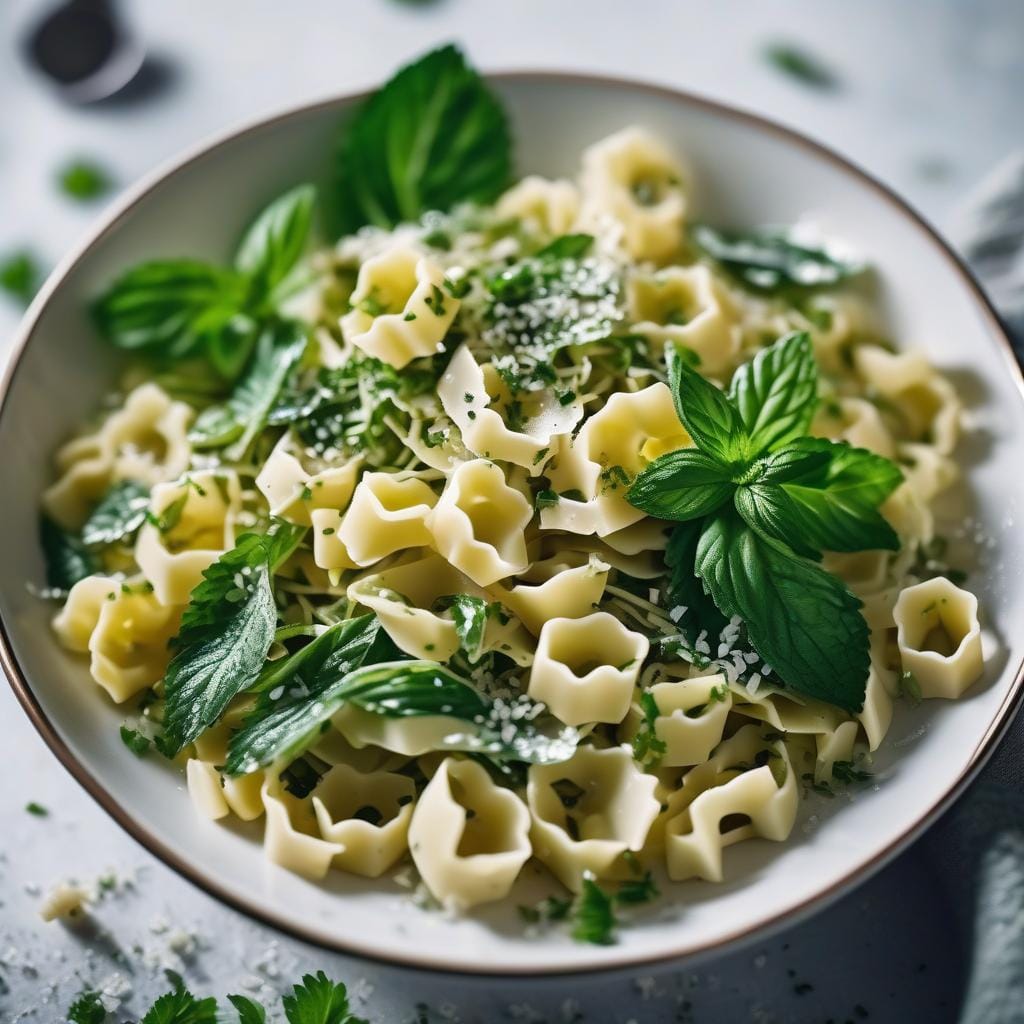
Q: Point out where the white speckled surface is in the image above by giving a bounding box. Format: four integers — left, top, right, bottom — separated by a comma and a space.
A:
0, 0, 1021, 1019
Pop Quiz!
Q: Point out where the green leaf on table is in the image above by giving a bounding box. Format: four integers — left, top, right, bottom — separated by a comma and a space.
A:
695, 513, 869, 711
80, 479, 151, 546
160, 523, 305, 756
692, 223, 862, 293
189, 319, 307, 458
0, 250, 43, 306
626, 448, 734, 521
235, 184, 316, 298
140, 987, 218, 1024
328, 44, 511, 235
40, 515, 97, 593
58, 159, 113, 201
282, 972, 366, 1024
67, 990, 107, 1024
227, 995, 267, 1024
729, 331, 818, 455
763, 41, 840, 91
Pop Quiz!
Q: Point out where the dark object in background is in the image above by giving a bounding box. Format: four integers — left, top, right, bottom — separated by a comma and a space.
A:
24, 0, 144, 104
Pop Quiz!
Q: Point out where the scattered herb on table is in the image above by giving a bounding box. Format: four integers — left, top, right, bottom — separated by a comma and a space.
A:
58, 159, 113, 201
0, 250, 43, 306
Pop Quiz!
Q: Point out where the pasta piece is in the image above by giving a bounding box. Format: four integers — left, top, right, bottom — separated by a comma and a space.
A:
426, 460, 532, 586
821, 549, 889, 595
812, 397, 895, 458
528, 745, 660, 890
261, 778, 344, 881
43, 383, 192, 528
311, 764, 415, 877
858, 631, 897, 750
624, 674, 732, 767
898, 442, 958, 502
663, 725, 797, 882
310, 508, 359, 580
186, 759, 229, 821
223, 771, 266, 821
893, 577, 983, 699
340, 247, 460, 368
492, 554, 610, 636
53, 574, 117, 652
437, 344, 582, 471
528, 613, 648, 726
135, 470, 243, 605
855, 346, 960, 454
408, 758, 531, 910
255, 432, 361, 526
627, 265, 740, 375
579, 128, 687, 263
338, 473, 438, 567
815, 720, 859, 784
496, 175, 581, 235
334, 705, 471, 758
543, 382, 689, 536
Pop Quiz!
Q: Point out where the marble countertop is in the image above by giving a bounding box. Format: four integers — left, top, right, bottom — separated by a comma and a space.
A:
1, 1, 1021, 1019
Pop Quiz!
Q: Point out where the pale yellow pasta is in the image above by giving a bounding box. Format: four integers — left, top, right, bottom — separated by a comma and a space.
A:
894, 577, 983, 699
529, 745, 660, 891
333, 705, 471, 757
579, 127, 687, 263
496, 175, 581, 236
261, 778, 344, 881
186, 759, 229, 821
338, 473, 438, 567
341, 247, 460, 368
408, 758, 531, 910
812, 397, 896, 458
528, 612, 648, 726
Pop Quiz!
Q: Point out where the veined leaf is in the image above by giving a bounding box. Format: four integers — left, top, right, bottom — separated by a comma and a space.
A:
328, 44, 511, 235
695, 513, 869, 711
448, 594, 489, 662
282, 972, 366, 1024
235, 184, 316, 298
227, 995, 266, 1024
692, 223, 864, 293
535, 233, 594, 260
39, 516, 97, 593
139, 987, 218, 1024
80, 480, 150, 546
753, 437, 834, 483
729, 331, 818, 454
627, 449, 734, 521
189, 319, 307, 459
160, 524, 305, 755
666, 344, 748, 467
663, 519, 729, 646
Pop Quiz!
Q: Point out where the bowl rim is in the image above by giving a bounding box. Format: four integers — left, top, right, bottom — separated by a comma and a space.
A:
3, 69, 1023, 978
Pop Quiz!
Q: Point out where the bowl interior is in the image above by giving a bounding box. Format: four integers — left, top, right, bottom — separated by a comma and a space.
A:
1, 76, 1022, 974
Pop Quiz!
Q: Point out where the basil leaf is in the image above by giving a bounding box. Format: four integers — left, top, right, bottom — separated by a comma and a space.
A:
449, 594, 489, 662
91, 260, 247, 358
796, 440, 905, 509
189, 320, 307, 459
734, 485, 823, 559
753, 437, 833, 484
695, 513, 869, 711
729, 331, 818, 455
329, 44, 511, 235
535, 234, 594, 260
663, 520, 729, 645
226, 995, 266, 1024
692, 224, 863, 293
80, 480, 150, 547
666, 344, 749, 466
282, 973, 365, 1024
627, 449, 734, 521
140, 989, 218, 1024
235, 184, 316, 298
224, 616, 400, 774
39, 516, 97, 593
160, 524, 305, 755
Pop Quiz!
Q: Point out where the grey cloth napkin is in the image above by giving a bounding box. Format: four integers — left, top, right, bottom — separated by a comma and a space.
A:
923, 150, 1024, 1024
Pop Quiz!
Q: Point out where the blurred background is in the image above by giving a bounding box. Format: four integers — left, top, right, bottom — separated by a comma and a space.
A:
0, 1, 1022, 1021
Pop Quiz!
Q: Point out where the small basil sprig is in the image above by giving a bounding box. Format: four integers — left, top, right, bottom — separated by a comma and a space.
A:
627, 332, 903, 712
80, 479, 151, 547
92, 184, 315, 379
692, 223, 863, 294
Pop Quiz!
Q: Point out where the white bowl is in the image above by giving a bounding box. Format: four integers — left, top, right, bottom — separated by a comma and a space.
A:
2, 73, 1022, 976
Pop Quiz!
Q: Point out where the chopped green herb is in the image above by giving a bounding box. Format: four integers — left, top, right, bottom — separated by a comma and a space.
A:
535, 489, 560, 510
571, 873, 617, 945
120, 726, 151, 757
1, 250, 42, 306
58, 159, 113, 201
67, 990, 107, 1024
763, 42, 839, 91
25, 801, 48, 816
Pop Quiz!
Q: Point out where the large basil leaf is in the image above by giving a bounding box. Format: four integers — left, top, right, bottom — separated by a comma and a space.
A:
80, 480, 151, 547
235, 184, 316, 298
627, 449, 734, 521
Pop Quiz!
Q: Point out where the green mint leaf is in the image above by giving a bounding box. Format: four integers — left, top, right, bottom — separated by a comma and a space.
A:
665, 343, 749, 466
753, 437, 834, 483
189, 319, 308, 458
91, 259, 248, 360
663, 520, 729, 646
631, 690, 668, 768
26, 801, 48, 816
448, 594, 489, 662
68, 990, 107, 1024
729, 331, 817, 455
140, 987, 218, 1024
39, 515, 97, 593
227, 995, 267, 1024
120, 725, 151, 757
695, 513, 869, 711
626, 448, 734, 521
224, 615, 400, 774
328, 44, 510, 235
692, 224, 862, 293
571, 874, 616, 945
795, 439, 905, 509
763, 42, 839, 90
58, 159, 113, 201
160, 524, 305, 756
235, 184, 316, 299
0, 249, 43, 306
535, 233, 594, 260
282, 972, 366, 1024
615, 870, 660, 905
80, 480, 151, 547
